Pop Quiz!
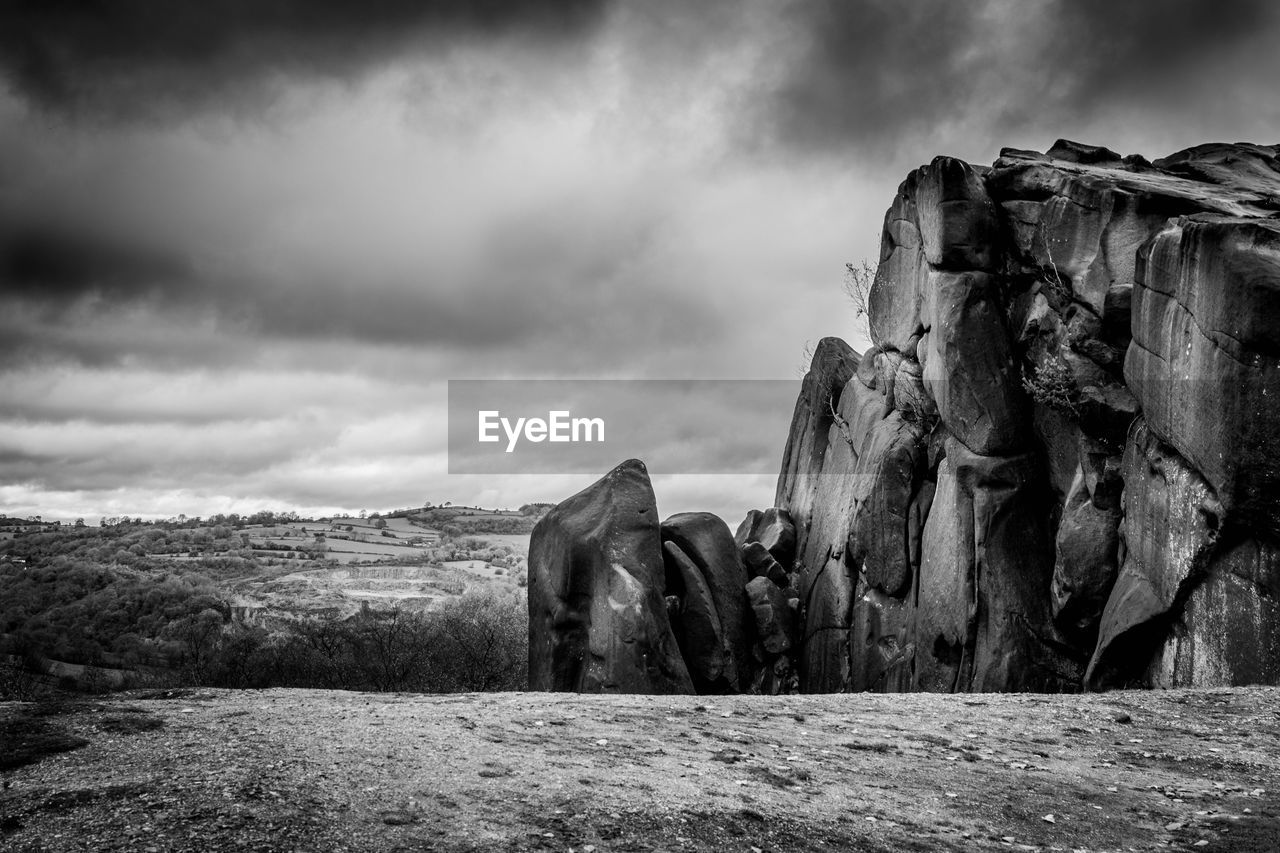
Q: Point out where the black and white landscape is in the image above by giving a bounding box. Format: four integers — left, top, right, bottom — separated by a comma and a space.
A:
3, 3, 1279, 852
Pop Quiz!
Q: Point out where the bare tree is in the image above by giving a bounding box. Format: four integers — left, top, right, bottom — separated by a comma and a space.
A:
798, 259, 876, 377
163, 608, 226, 684
341, 607, 432, 691
796, 340, 816, 378
429, 589, 528, 692
844, 259, 876, 341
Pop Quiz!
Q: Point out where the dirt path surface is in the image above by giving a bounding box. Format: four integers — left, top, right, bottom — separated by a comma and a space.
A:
2, 687, 1278, 852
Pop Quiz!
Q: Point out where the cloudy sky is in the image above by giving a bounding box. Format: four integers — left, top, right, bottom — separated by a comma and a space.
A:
1, 0, 1277, 524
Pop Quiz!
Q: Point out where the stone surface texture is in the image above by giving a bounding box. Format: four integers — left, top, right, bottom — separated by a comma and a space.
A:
775, 141, 1280, 692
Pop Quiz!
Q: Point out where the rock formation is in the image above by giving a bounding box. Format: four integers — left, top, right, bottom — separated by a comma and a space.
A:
527, 459, 693, 693
528, 141, 1280, 694
529, 460, 765, 694
660, 512, 751, 693
736, 508, 799, 693
776, 140, 1280, 691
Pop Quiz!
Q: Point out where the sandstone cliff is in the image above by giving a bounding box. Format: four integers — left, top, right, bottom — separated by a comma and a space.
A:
778, 140, 1280, 692
529, 141, 1280, 695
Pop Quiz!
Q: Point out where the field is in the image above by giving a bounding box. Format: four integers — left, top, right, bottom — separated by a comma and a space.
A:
478, 533, 533, 551
441, 559, 510, 581
257, 564, 474, 610
186, 515, 528, 615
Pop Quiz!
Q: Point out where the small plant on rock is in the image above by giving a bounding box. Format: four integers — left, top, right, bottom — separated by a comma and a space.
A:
1023, 356, 1079, 417
828, 392, 856, 448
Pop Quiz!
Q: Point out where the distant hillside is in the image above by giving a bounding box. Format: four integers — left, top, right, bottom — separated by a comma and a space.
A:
394, 504, 551, 536
0, 513, 528, 695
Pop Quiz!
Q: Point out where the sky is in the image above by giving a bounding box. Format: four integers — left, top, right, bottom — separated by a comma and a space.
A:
2, 0, 1278, 524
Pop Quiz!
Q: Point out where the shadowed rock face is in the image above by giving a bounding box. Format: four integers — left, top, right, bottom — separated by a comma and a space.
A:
660, 512, 751, 694
777, 140, 1280, 692
527, 459, 693, 694
1084, 421, 1222, 689
662, 541, 730, 693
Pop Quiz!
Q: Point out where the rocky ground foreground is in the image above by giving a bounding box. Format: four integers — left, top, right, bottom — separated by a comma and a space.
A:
2, 687, 1278, 852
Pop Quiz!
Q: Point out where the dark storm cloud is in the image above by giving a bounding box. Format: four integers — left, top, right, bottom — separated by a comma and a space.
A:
0, 205, 716, 371
763, 0, 1280, 155
0, 220, 520, 345
0, 223, 192, 300
1050, 0, 1275, 92
7, 1, 1276, 145
0, 0, 606, 118
766, 0, 992, 153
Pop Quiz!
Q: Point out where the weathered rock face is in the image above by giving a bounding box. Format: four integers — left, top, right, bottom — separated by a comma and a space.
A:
1127, 215, 1280, 537
1051, 471, 1122, 644
527, 460, 693, 694
1152, 535, 1280, 687
1084, 421, 1222, 688
775, 141, 1280, 692
533, 141, 1280, 694
772, 337, 863, 691
660, 512, 751, 694
1086, 420, 1280, 689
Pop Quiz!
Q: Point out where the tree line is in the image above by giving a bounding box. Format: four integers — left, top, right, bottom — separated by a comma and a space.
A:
2, 553, 527, 699
166, 589, 527, 694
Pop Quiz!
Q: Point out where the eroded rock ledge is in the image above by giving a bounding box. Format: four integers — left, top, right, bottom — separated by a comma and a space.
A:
529, 141, 1280, 694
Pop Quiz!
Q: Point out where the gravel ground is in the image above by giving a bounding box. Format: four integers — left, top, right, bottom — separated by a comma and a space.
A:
1, 687, 1277, 852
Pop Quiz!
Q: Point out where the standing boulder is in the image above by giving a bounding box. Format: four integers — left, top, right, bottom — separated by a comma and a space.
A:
662, 541, 731, 693
661, 512, 751, 693
528, 459, 693, 694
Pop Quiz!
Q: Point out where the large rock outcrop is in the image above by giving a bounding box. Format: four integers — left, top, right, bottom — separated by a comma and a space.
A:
775, 141, 1280, 692
530, 141, 1280, 695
